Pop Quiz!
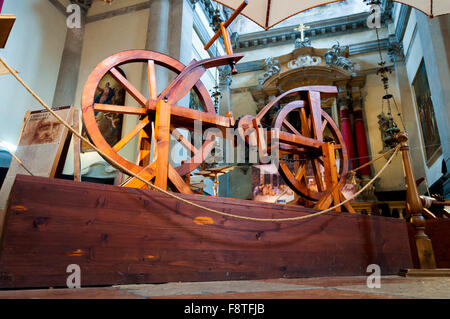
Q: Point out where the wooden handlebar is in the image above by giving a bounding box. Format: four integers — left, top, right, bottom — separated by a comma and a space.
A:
204, 0, 248, 51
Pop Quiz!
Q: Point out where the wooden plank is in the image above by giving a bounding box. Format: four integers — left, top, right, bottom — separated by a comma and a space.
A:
110, 67, 147, 107
122, 162, 156, 189
168, 164, 194, 194
322, 142, 340, 210
407, 219, 450, 269
72, 109, 81, 182
112, 117, 149, 152
0, 15, 15, 48
308, 91, 323, 142
0, 175, 414, 289
93, 104, 147, 116
147, 99, 231, 129
147, 60, 157, 100
154, 100, 171, 190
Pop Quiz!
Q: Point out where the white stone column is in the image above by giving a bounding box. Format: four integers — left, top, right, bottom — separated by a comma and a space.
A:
52, 12, 86, 107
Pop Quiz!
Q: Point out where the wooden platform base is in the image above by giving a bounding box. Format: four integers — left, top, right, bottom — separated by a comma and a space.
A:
399, 269, 450, 277
0, 175, 413, 289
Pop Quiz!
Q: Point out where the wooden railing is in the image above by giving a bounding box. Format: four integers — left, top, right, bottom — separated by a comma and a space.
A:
351, 201, 407, 218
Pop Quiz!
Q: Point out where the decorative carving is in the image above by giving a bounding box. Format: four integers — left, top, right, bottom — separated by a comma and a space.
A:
193, 0, 227, 30
258, 57, 281, 87
295, 37, 312, 49
324, 42, 355, 73
294, 23, 312, 48
189, 0, 200, 7
387, 35, 404, 62
210, 8, 223, 32
287, 55, 322, 69
219, 66, 232, 86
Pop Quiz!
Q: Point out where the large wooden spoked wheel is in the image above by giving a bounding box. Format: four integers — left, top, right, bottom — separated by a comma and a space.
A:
273, 101, 349, 202
81, 50, 216, 190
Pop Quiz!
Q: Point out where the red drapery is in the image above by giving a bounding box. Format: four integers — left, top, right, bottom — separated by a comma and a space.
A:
0, 0, 4, 13
353, 108, 371, 177
340, 106, 357, 170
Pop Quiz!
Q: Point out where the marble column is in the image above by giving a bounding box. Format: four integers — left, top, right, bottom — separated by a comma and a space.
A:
141, 0, 171, 97
52, 10, 86, 107
142, 0, 193, 107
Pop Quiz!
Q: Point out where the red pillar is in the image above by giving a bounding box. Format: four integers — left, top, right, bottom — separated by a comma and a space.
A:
340, 105, 357, 170
353, 106, 371, 177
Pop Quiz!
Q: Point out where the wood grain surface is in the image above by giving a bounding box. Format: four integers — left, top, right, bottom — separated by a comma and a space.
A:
0, 175, 413, 289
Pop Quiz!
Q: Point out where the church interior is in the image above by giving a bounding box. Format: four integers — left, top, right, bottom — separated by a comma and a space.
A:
0, 0, 449, 300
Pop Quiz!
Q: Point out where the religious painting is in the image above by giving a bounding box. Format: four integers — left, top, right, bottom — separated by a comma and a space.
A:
189, 90, 203, 111
81, 68, 126, 152
252, 164, 295, 204
412, 61, 442, 166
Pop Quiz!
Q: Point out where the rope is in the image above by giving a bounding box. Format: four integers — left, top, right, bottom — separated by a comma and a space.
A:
0, 57, 400, 222
0, 138, 34, 176
348, 145, 398, 175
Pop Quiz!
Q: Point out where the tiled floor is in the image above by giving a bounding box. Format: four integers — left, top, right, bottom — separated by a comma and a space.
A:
0, 276, 449, 299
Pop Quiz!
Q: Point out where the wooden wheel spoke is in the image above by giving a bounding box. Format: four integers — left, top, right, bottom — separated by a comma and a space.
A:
122, 162, 156, 189
168, 164, 193, 194
171, 127, 198, 156
282, 119, 301, 136
94, 103, 147, 116
311, 158, 325, 192
295, 163, 306, 181
147, 60, 157, 100
322, 119, 328, 132
113, 117, 150, 152
299, 108, 311, 137
110, 67, 148, 107
317, 156, 324, 166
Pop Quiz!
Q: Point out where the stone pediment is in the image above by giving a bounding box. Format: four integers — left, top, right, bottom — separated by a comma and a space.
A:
257, 45, 354, 96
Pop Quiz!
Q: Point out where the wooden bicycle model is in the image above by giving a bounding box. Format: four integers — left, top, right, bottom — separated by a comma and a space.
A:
81, 1, 353, 212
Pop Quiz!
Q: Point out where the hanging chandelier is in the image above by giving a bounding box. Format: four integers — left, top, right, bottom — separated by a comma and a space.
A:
370, 3, 405, 153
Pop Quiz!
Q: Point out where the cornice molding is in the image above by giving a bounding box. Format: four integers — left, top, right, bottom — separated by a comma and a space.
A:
233, 12, 392, 52
394, 4, 411, 42
85, 1, 150, 24
235, 37, 391, 73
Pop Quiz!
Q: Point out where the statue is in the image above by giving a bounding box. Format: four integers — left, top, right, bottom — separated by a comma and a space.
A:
295, 37, 312, 49
258, 56, 281, 87
324, 42, 355, 73
294, 23, 312, 48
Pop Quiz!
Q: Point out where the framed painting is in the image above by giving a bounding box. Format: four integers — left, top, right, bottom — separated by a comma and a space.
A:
81, 68, 126, 152
412, 60, 442, 166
